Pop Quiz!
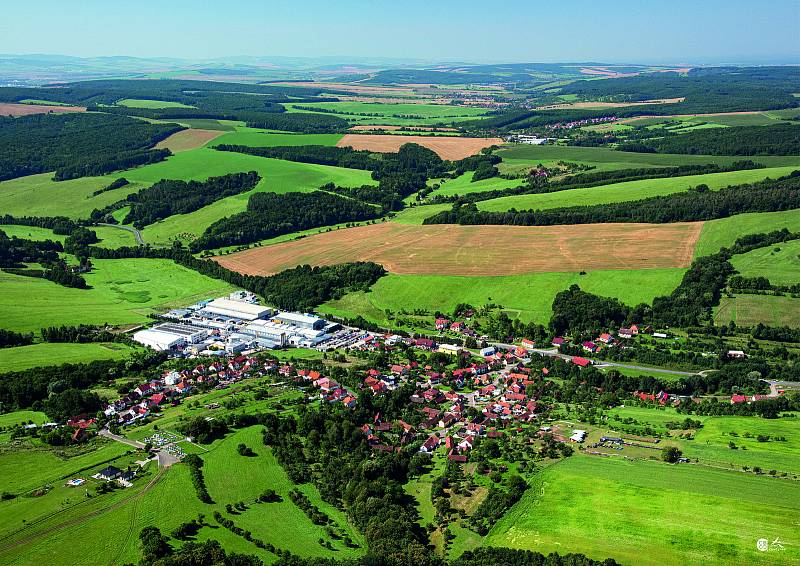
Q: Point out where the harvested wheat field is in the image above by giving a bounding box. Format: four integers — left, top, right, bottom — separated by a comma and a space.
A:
0, 103, 85, 116
337, 134, 504, 160
155, 129, 226, 152
215, 221, 703, 276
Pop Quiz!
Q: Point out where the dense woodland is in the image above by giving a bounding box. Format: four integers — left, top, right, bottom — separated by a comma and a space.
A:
191, 190, 380, 250
424, 172, 800, 226
97, 171, 261, 228
0, 113, 179, 181
619, 123, 800, 156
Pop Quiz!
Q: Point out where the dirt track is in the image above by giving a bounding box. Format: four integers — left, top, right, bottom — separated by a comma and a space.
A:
337, 134, 504, 160
215, 221, 703, 277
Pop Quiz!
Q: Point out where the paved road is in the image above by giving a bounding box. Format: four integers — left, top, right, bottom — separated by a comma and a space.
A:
99, 428, 146, 449
97, 222, 144, 245
490, 342, 699, 376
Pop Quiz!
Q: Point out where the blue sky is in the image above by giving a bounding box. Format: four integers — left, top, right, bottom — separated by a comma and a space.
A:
1, 0, 798, 64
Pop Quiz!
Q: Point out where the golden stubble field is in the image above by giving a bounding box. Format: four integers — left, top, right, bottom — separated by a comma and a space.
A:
215, 221, 703, 276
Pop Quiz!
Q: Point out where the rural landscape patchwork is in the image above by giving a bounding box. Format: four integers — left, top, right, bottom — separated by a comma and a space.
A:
1, 3, 799, 565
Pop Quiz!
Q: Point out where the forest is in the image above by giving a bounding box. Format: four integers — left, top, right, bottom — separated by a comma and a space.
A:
423, 172, 800, 226
0, 113, 180, 181
190, 190, 381, 250
216, 144, 380, 170
109, 171, 261, 228
618, 123, 800, 156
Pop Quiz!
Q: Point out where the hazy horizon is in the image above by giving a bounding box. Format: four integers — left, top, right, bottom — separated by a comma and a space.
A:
1, 0, 798, 65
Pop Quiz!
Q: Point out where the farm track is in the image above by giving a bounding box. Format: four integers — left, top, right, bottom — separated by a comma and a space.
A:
0, 468, 166, 556
97, 222, 144, 245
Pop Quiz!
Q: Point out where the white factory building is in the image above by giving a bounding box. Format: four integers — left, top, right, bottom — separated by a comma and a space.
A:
201, 298, 273, 321
273, 312, 325, 330
133, 323, 207, 351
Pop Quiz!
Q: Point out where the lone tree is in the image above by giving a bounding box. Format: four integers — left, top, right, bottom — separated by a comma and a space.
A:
662, 446, 683, 463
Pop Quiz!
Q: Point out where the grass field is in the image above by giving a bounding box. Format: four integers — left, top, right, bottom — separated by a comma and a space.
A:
730, 239, 800, 286
486, 455, 800, 565
130, 148, 376, 245
155, 129, 225, 152
217, 221, 701, 276
429, 174, 524, 197
0, 426, 365, 566
0, 225, 67, 242
475, 166, 799, 212
0, 258, 234, 332
495, 145, 800, 173
0, 342, 138, 372
117, 98, 195, 109
319, 269, 687, 325
207, 127, 343, 148
0, 174, 147, 219
284, 101, 489, 127
715, 294, 800, 328
696, 210, 800, 257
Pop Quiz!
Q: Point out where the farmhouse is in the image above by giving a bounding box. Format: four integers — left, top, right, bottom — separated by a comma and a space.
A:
97, 465, 122, 481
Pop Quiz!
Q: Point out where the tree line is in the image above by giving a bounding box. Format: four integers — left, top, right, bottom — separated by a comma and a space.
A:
0, 113, 180, 181
423, 171, 800, 226
92, 171, 261, 228
618, 123, 800, 156
190, 189, 380, 251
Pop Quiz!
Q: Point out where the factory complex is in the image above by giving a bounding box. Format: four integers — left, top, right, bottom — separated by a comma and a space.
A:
132, 290, 343, 355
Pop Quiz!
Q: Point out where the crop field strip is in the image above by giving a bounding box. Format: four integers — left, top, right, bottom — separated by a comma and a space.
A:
154, 128, 226, 152
337, 134, 503, 160
215, 221, 703, 276
0, 102, 86, 116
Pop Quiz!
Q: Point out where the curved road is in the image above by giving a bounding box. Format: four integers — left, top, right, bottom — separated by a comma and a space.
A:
97, 222, 144, 245
490, 342, 699, 376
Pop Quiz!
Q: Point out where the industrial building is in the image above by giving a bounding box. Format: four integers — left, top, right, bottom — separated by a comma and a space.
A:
201, 298, 273, 321
132, 323, 208, 350
274, 312, 325, 330
243, 320, 288, 347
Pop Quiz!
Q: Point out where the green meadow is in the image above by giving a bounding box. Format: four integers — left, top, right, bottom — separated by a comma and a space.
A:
131, 149, 376, 245
715, 294, 800, 328
319, 269, 687, 327
117, 98, 195, 109
486, 455, 800, 566
0, 258, 234, 332
0, 426, 365, 566
496, 144, 800, 173
429, 174, 524, 198
476, 166, 800, 212
730, 239, 800, 286
207, 127, 343, 148
284, 102, 489, 126
696, 210, 800, 256
0, 342, 138, 373
0, 174, 146, 219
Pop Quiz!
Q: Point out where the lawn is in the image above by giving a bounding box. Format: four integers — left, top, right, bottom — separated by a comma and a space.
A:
695, 210, 800, 257
117, 98, 196, 109
475, 166, 799, 212
319, 269, 687, 326
0, 342, 138, 373
715, 294, 800, 328
729, 239, 800, 286
0, 258, 234, 332
486, 455, 800, 565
